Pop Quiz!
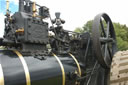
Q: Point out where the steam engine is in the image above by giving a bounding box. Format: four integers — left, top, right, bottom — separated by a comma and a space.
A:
0, 0, 117, 85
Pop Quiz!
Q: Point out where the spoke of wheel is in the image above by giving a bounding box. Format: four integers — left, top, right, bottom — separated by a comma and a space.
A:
106, 22, 110, 38
100, 19, 106, 37
104, 44, 111, 66
102, 44, 107, 63
106, 21, 112, 60
104, 43, 108, 61
107, 44, 112, 60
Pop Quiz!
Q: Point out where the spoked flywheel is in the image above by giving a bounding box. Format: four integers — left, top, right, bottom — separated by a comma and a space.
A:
92, 13, 117, 69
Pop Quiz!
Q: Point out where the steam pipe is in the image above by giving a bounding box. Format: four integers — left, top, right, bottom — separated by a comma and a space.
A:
19, 0, 24, 12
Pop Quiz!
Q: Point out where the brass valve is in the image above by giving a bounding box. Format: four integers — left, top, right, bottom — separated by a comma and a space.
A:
6, 0, 10, 15
15, 28, 24, 34
32, 2, 37, 17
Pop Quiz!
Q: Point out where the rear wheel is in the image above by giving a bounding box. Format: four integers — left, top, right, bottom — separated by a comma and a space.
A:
110, 51, 128, 85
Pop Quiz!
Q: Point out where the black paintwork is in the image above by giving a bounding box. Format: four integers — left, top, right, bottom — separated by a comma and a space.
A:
0, 50, 78, 85
0, 0, 117, 85
0, 50, 26, 85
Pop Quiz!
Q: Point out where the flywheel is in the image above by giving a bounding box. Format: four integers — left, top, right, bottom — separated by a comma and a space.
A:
92, 13, 117, 69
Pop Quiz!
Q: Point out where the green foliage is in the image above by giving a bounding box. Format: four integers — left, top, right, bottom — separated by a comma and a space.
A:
74, 20, 93, 33
0, 46, 4, 49
74, 27, 84, 33
74, 20, 128, 51
113, 23, 128, 50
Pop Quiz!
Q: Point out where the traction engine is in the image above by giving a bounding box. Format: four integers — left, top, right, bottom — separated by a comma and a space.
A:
0, 0, 117, 85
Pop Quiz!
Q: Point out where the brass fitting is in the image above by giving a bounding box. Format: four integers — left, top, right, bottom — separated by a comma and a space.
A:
6, 0, 9, 15
15, 28, 24, 34
32, 2, 37, 17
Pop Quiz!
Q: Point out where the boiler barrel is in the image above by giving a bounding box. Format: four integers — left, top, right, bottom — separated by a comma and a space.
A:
0, 50, 81, 85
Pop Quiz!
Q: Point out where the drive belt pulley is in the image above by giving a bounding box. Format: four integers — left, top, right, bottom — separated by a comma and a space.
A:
92, 13, 117, 68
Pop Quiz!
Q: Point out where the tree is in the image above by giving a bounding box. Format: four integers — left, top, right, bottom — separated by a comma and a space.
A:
74, 27, 84, 33
74, 20, 93, 33
113, 23, 128, 50
0, 46, 4, 49
74, 20, 128, 51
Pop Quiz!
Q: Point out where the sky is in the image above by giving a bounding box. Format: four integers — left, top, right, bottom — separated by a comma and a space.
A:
0, 0, 128, 37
